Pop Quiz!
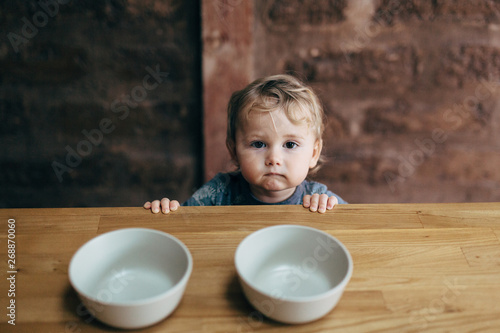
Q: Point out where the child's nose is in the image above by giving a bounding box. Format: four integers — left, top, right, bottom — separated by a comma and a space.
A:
265, 147, 282, 166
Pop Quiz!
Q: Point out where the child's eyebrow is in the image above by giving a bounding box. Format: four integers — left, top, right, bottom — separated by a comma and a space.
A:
282, 133, 307, 141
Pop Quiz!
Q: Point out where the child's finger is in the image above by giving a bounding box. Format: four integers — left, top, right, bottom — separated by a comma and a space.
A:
309, 193, 320, 212
143, 201, 151, 209
160, 198, 171, 214
303, 195, 312, 208
317, 194, 329, 213
327, 196, 339, 210
151, 200, 161, 214
170, 200, 180, 211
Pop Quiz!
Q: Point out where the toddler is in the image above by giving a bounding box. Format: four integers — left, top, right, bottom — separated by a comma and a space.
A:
144, 74, 347, 213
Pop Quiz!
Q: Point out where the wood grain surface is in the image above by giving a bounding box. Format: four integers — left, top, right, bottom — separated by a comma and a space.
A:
1, 203, 499, 332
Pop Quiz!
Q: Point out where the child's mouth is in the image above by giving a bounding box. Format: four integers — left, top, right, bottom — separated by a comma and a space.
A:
265, 172, 283, 177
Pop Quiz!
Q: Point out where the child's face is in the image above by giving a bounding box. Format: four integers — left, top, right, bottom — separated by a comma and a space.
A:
234, 108, 321, 203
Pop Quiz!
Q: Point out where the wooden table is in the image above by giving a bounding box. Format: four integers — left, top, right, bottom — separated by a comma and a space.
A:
1, 203, 500, 332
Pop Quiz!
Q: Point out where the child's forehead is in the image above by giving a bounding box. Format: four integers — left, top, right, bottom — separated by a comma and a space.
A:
239, 108, 289, 127
241, 103, 308, 121
238, 108, 312, 134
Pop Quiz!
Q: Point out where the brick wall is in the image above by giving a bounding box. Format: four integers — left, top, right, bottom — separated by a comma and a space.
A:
2, 1, 500, 208
1, 1, 202, 207
252, 0, 500, 203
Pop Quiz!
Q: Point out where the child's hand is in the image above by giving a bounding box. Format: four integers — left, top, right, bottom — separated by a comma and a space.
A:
143, 198, 180, 214
303, 194, 338, 213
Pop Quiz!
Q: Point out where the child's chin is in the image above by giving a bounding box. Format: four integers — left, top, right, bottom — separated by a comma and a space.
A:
261, 179, 285, 191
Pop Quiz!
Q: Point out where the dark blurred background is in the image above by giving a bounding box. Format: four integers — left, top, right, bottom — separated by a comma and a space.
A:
1, 0, 500, 208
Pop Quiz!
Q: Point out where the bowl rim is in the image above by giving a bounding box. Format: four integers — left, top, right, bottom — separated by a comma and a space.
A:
234, 224, 353, 303
69, 227, 193, 307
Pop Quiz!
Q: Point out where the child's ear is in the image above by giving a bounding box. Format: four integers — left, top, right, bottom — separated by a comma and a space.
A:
309, 139, 322, 169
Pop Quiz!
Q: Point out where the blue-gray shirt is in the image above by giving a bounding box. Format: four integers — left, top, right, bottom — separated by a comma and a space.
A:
182, 172, 347, 206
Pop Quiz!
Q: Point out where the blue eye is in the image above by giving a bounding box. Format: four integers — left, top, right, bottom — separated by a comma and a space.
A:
284, 142, 298, 149
251, 141, 265, 148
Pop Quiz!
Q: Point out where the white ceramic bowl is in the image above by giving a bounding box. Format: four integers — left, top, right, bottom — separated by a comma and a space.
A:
235, 225, 353, 324
69, 228, 192, 329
